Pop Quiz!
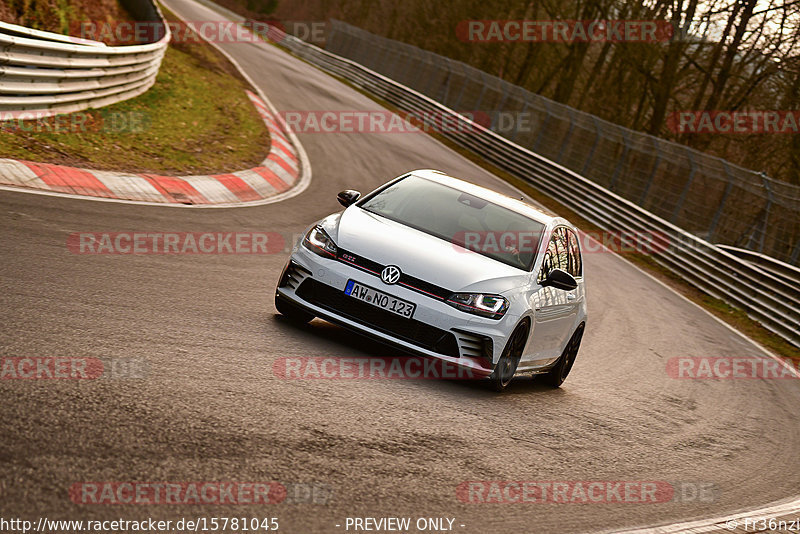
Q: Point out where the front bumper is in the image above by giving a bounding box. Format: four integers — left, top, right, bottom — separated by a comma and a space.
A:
276, 245, 519, 375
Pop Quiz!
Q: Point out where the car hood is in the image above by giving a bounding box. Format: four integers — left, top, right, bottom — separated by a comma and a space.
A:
322, 207, 531, 293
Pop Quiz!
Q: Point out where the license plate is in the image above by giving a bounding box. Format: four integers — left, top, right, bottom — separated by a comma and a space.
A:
344, 280, 416, 319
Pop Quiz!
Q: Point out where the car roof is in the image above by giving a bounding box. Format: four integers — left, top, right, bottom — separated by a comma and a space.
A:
409, 169, 564, 227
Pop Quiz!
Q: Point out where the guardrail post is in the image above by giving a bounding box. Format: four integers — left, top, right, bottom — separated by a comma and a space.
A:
494, 83, 511, 132
639, 139, 663, 204
671, 152, 696, 223
439, 59, 458, 105
325, 23, 340, 53
400, 48, 417, 87
609, 130, 631, 192
336, 25, 356, 60
745, 172, 774, 252
371, 42, 386, 74
510, 100, 529, 143
451, 63, 469, 112
532, 100, 553, 152
581, 117, 601, 176
556, 111, 576, 163
707, 163, 734, 243
422, 56, 442, 97
385, 47, 402, 80
473, 71, 489, 112
754, 173, 774, 254
348, 27, 365, 64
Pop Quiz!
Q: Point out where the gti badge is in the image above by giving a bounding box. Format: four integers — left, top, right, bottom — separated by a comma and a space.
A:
381, 265, 401, 285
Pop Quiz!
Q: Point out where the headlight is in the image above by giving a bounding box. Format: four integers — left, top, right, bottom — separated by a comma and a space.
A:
303, 225, 338, 257
446, 293, 509, 319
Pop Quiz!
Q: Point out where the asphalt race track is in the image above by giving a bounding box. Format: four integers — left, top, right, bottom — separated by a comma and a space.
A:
1, 0, 799, 532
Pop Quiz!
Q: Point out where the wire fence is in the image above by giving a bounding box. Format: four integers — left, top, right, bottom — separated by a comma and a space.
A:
321, 20, 800, 267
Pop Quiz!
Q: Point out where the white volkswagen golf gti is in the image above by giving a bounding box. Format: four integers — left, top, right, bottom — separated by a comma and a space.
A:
275, 170, 587, 391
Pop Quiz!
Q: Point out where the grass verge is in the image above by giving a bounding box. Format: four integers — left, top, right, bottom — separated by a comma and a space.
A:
0, 6, 270, 176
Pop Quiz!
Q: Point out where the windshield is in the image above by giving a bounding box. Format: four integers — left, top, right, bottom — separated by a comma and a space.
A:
359, 175, 545, 270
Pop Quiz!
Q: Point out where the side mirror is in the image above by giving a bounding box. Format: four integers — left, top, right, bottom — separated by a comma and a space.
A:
541, 268, 578, 291
337, 189, 361, 207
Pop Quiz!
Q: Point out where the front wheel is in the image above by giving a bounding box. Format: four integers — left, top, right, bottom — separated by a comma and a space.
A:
275, 294, 314, 324
542, 325, 584, 388
489, 322, 529, 392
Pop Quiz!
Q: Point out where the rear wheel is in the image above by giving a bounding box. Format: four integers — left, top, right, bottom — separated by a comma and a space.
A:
490, 322, 529, 392
542, 325, 584, 388
275, 294, 314, 324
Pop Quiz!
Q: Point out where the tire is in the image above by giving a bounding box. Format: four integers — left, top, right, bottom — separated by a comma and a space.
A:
489, 322, 530, 392
275, 294, 314, 324
542, 325, 584, 388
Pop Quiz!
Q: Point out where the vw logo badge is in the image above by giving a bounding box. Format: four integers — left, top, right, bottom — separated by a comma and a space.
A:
381, 265, 401, 285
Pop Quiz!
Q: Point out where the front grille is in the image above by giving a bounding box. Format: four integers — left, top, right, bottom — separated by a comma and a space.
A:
336, 248, 452, 301
296, 278, 459, 358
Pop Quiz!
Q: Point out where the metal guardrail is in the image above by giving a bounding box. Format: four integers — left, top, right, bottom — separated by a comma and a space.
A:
279, 35, 800, 348
718, 245, 800, 287
0, 2, 169, 117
